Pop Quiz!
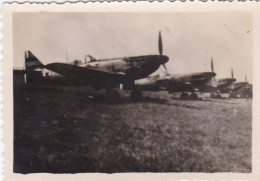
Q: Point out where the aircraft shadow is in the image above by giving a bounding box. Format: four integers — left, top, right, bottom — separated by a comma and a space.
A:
201, 98, 238, 104
171, 97, 203, 101
80, 95, 207, 110
79, 95, 170, 106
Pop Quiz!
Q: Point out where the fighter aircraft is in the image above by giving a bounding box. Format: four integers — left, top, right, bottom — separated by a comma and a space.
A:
229, 74, 252, 98
215, 69, 236, 93
207, 68, 237, 98
135, 58, 217, 100
196, 66, 251, 99
14, 31, 169, 101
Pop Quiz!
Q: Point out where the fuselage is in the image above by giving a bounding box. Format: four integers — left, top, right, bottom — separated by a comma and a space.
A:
136, 72, 216, 92
217, 78, 236, 85
233, 82, 249, 90
68, 55, 168, 81
170, 72, 215, 85
22, 54, 169, 88
216, 78, 236, 92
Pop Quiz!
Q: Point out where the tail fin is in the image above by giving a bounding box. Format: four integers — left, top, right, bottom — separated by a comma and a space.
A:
25, 51, 44, 70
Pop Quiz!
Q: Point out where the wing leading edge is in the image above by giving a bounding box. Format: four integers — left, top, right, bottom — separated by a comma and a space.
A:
45, 63, 126, 88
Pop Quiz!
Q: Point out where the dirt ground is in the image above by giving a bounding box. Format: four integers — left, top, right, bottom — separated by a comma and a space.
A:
13, 84, 252, 173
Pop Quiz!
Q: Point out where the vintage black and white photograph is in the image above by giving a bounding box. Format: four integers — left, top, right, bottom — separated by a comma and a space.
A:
11, 10, 253, 174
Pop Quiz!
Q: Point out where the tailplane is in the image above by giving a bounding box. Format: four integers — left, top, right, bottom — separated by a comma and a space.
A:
25, 51, 44, 70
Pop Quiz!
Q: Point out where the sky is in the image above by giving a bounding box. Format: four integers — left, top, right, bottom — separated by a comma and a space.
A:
13, 12, 252, 82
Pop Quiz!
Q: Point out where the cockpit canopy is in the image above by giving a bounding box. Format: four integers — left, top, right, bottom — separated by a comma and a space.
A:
85, 55, 96, 63
73, 55, 96, 65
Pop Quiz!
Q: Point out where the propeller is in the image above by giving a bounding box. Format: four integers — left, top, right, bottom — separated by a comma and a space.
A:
229, 68, 236, 89
245, 75, 247, 82
209, 56, 218, 89
158, 31, 163, 56
211, 57, 215, 80
158, 31, 169, 75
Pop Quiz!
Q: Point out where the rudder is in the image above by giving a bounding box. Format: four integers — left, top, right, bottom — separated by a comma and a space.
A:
25, 51, 44, 70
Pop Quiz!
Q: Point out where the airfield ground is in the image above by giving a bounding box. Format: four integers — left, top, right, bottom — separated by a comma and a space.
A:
13, 84, 252, 173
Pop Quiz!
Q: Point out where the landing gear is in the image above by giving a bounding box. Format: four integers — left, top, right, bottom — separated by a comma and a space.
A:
130, 89, 143, 101
217, 94, 222, 98
210, 92, 222, 98
180, 92, 189, 100
104, 89, 121, 103
180, 92, 199, 100
229, 90, 252, 99
229, 91, 237, 98
190, 92, 198, 100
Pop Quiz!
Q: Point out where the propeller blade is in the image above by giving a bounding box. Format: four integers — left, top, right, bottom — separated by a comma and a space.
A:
245, 75, 247, 82
211, 57, 215, 80
158, 31, 163, 56
211, 57, 214, 73
25, 51, 27, 60
231, 68, 234, 79
162, 63, 169, 75
163, 63, 168, 72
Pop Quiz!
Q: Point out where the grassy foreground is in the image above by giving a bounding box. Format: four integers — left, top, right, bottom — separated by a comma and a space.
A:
13, 86, 252, 173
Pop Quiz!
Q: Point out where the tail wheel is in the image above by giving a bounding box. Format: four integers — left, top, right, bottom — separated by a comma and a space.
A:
130, 90, 143, 101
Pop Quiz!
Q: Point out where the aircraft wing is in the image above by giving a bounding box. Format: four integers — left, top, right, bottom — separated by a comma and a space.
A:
165, 78, 194, 92
45, 63, 126, 88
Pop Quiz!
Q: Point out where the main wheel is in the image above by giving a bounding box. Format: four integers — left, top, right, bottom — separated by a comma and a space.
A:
216, 93, 222, 98
180, 92, 189, 100
229, 92, 237, 98
210, 93, 217, 98
190, 93, 198, 100
130, 90, 143, 101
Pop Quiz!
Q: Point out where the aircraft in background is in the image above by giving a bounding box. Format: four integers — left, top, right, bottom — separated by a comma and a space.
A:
135, 58, 217, 100
202, 65, 252, 99
213, 68, 252, 98
229, 74, 252, 98
207, 67, 237, 98
215, 68, 236, 94
14, 31, 169, 101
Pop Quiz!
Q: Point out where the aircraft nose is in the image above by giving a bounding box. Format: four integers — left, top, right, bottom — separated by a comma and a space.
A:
207, 79, 218, 88
160, 55, 169, 64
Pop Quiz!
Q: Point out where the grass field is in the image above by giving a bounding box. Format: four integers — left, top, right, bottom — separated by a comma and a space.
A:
13, 84, 252, 173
